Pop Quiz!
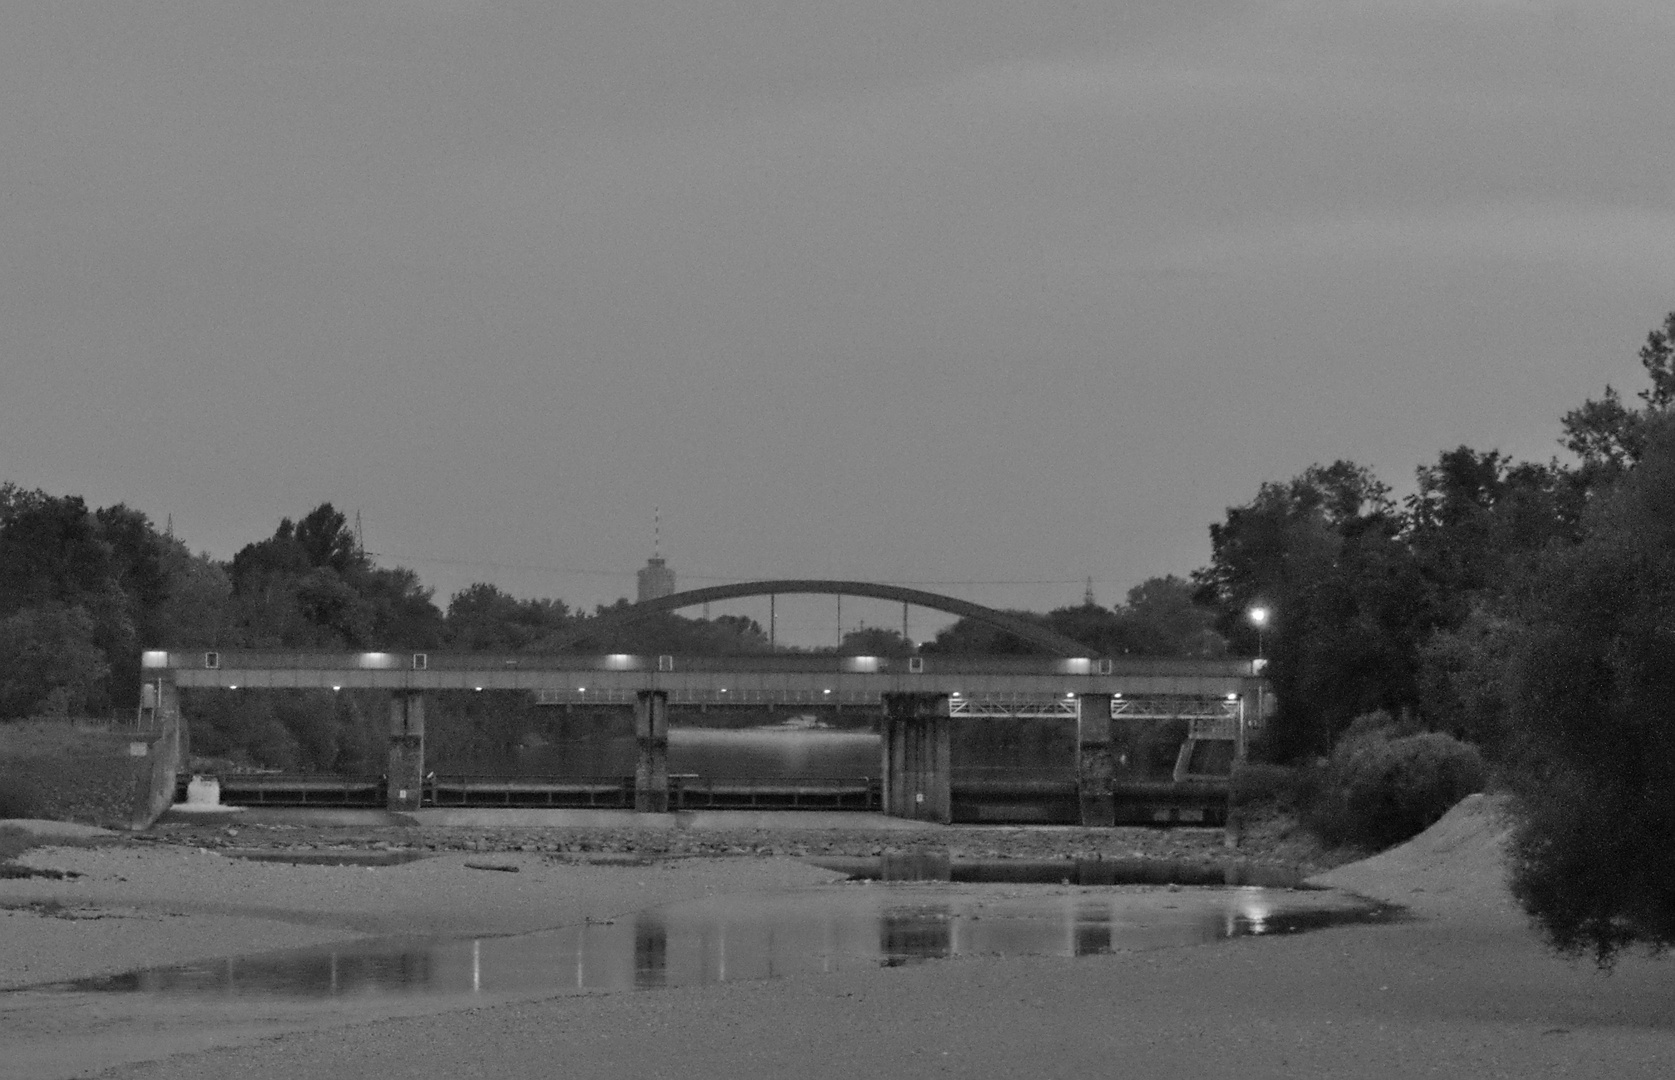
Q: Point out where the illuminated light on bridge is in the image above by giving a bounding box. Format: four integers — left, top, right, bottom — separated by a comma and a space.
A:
142, 651, 169, 669
604, 654, 637, 670
357, 653, 399, 670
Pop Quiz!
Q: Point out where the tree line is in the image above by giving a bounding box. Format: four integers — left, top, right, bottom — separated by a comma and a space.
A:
0, 494, 1226, 722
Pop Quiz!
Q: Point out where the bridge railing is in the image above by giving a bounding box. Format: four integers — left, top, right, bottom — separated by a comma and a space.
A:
144, 649, 1259, 679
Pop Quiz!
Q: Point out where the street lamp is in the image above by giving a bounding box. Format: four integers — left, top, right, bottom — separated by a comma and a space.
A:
1246, 606, 1272, 760
1248, 606, 1270, 660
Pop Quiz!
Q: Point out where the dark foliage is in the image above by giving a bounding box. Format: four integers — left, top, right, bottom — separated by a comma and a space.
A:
1501, 415, 1675, 965
1305, 722, 1486, 850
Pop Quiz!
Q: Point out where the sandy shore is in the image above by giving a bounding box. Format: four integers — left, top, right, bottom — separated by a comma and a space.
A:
3, 799, 1672, 1079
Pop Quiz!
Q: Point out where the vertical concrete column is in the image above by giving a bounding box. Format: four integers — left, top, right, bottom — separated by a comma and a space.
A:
132, 676, 187, 827
156, 678, 183, 762
881, 693, 951, 823
1077, 693, 1116, 827
387, 691, 425, 812
634, 690, 669, 813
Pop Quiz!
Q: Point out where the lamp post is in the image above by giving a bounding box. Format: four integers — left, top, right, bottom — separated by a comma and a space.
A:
1248, 605, 1269, 660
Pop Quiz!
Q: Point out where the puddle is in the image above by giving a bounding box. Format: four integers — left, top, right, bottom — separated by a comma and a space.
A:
39, 885, 1399, 1002
220, 849, 432, 867
809, 854, 1311, 888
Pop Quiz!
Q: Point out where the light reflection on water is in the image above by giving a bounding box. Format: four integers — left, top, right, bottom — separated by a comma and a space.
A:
53, 886, 1395, 1001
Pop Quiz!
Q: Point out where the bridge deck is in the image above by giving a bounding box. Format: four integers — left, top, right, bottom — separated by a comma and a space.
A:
145, 650, 1262, 703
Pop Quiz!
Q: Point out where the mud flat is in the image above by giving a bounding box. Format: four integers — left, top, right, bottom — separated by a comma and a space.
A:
3, 800, 1673, 1079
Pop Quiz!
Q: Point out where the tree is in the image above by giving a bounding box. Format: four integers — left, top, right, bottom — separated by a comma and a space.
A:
0, 603, 110, 716
447, 583, 570, 651
922, 610, 1051, 655
1500, 413, 1675, 964
834, 626, 914, 657
1195, 461, 1430, 760
1556, 311, 1675, 496
228, 504, 444, 649
1116, 575, 1227, 657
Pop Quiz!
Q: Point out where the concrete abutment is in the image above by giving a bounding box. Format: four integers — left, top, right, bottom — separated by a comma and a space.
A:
880, 692, 951, 823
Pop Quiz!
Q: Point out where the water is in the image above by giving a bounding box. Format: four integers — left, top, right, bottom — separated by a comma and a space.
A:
222, 850, 432, 868
811, 854, 1312, 888
41, 884, 1397, 1002
498, 724, 882, 779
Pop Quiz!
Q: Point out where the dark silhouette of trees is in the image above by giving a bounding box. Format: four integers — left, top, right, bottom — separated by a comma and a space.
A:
1500, 414, 1675, 964
923, 576, 1225, 659
1193, 462, 1430, 760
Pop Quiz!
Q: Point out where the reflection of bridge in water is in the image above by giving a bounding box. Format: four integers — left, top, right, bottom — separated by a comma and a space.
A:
80, 884, 1334, 1001
142, 581, 1269, 826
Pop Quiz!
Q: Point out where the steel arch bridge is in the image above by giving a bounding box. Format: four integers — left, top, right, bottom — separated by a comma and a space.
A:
544, 579, 1095, 657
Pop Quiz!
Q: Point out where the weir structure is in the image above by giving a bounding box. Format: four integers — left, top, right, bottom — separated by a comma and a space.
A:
140, 649, 1265, 826
139, 580, 1267, 826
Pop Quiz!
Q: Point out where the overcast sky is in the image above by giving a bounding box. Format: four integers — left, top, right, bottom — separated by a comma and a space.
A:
3, 1, 1672, 644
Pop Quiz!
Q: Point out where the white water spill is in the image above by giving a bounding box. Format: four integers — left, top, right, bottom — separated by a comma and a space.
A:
37, 884, 1396, 1002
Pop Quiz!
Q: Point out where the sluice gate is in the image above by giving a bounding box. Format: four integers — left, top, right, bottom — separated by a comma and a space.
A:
146, 650, 1269, 825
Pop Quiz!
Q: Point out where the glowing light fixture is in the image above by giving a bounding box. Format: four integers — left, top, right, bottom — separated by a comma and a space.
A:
1249, 605, 1271, 660
141, 651, 169, 669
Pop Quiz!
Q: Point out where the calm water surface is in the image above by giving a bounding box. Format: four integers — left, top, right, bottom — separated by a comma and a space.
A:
45, 884, 1396, 1002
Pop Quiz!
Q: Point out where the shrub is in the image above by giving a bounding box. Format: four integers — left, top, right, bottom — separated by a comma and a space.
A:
1307, 729, 1486, 850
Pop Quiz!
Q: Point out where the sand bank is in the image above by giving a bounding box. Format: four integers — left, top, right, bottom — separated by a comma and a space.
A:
3, 800, 1672, 1079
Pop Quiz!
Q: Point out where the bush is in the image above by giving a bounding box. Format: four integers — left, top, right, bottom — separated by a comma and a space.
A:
1307, 729, 1486, 850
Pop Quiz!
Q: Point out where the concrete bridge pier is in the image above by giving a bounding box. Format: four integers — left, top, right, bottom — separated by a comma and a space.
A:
388, 690, 425, 812
881, 692, 951, 823
635, 690, 670, 812
1077, 692, 1116, 827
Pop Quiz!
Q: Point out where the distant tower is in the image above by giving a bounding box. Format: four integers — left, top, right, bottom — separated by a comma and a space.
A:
636, 508, 676, 601
1084, 577, 1097, 607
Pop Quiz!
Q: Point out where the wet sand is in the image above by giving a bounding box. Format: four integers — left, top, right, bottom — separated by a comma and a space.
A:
4, 799, 1673, 1078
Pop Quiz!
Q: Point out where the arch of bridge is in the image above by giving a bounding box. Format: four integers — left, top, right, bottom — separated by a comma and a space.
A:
547, 579, 1095, 657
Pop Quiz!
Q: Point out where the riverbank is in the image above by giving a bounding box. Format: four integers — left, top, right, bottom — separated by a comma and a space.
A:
3, 799, 1671, 1078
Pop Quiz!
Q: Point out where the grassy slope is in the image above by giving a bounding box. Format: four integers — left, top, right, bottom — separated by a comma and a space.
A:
0, 719, 151, 826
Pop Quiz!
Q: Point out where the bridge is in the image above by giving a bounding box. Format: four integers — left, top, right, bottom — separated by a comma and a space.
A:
139, 581, 1268, 827
544, 579, 1096, 656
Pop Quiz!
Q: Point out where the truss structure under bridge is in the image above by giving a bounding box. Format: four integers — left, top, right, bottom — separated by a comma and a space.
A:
948, 692, 1079, 719
533, 687, 880, 708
